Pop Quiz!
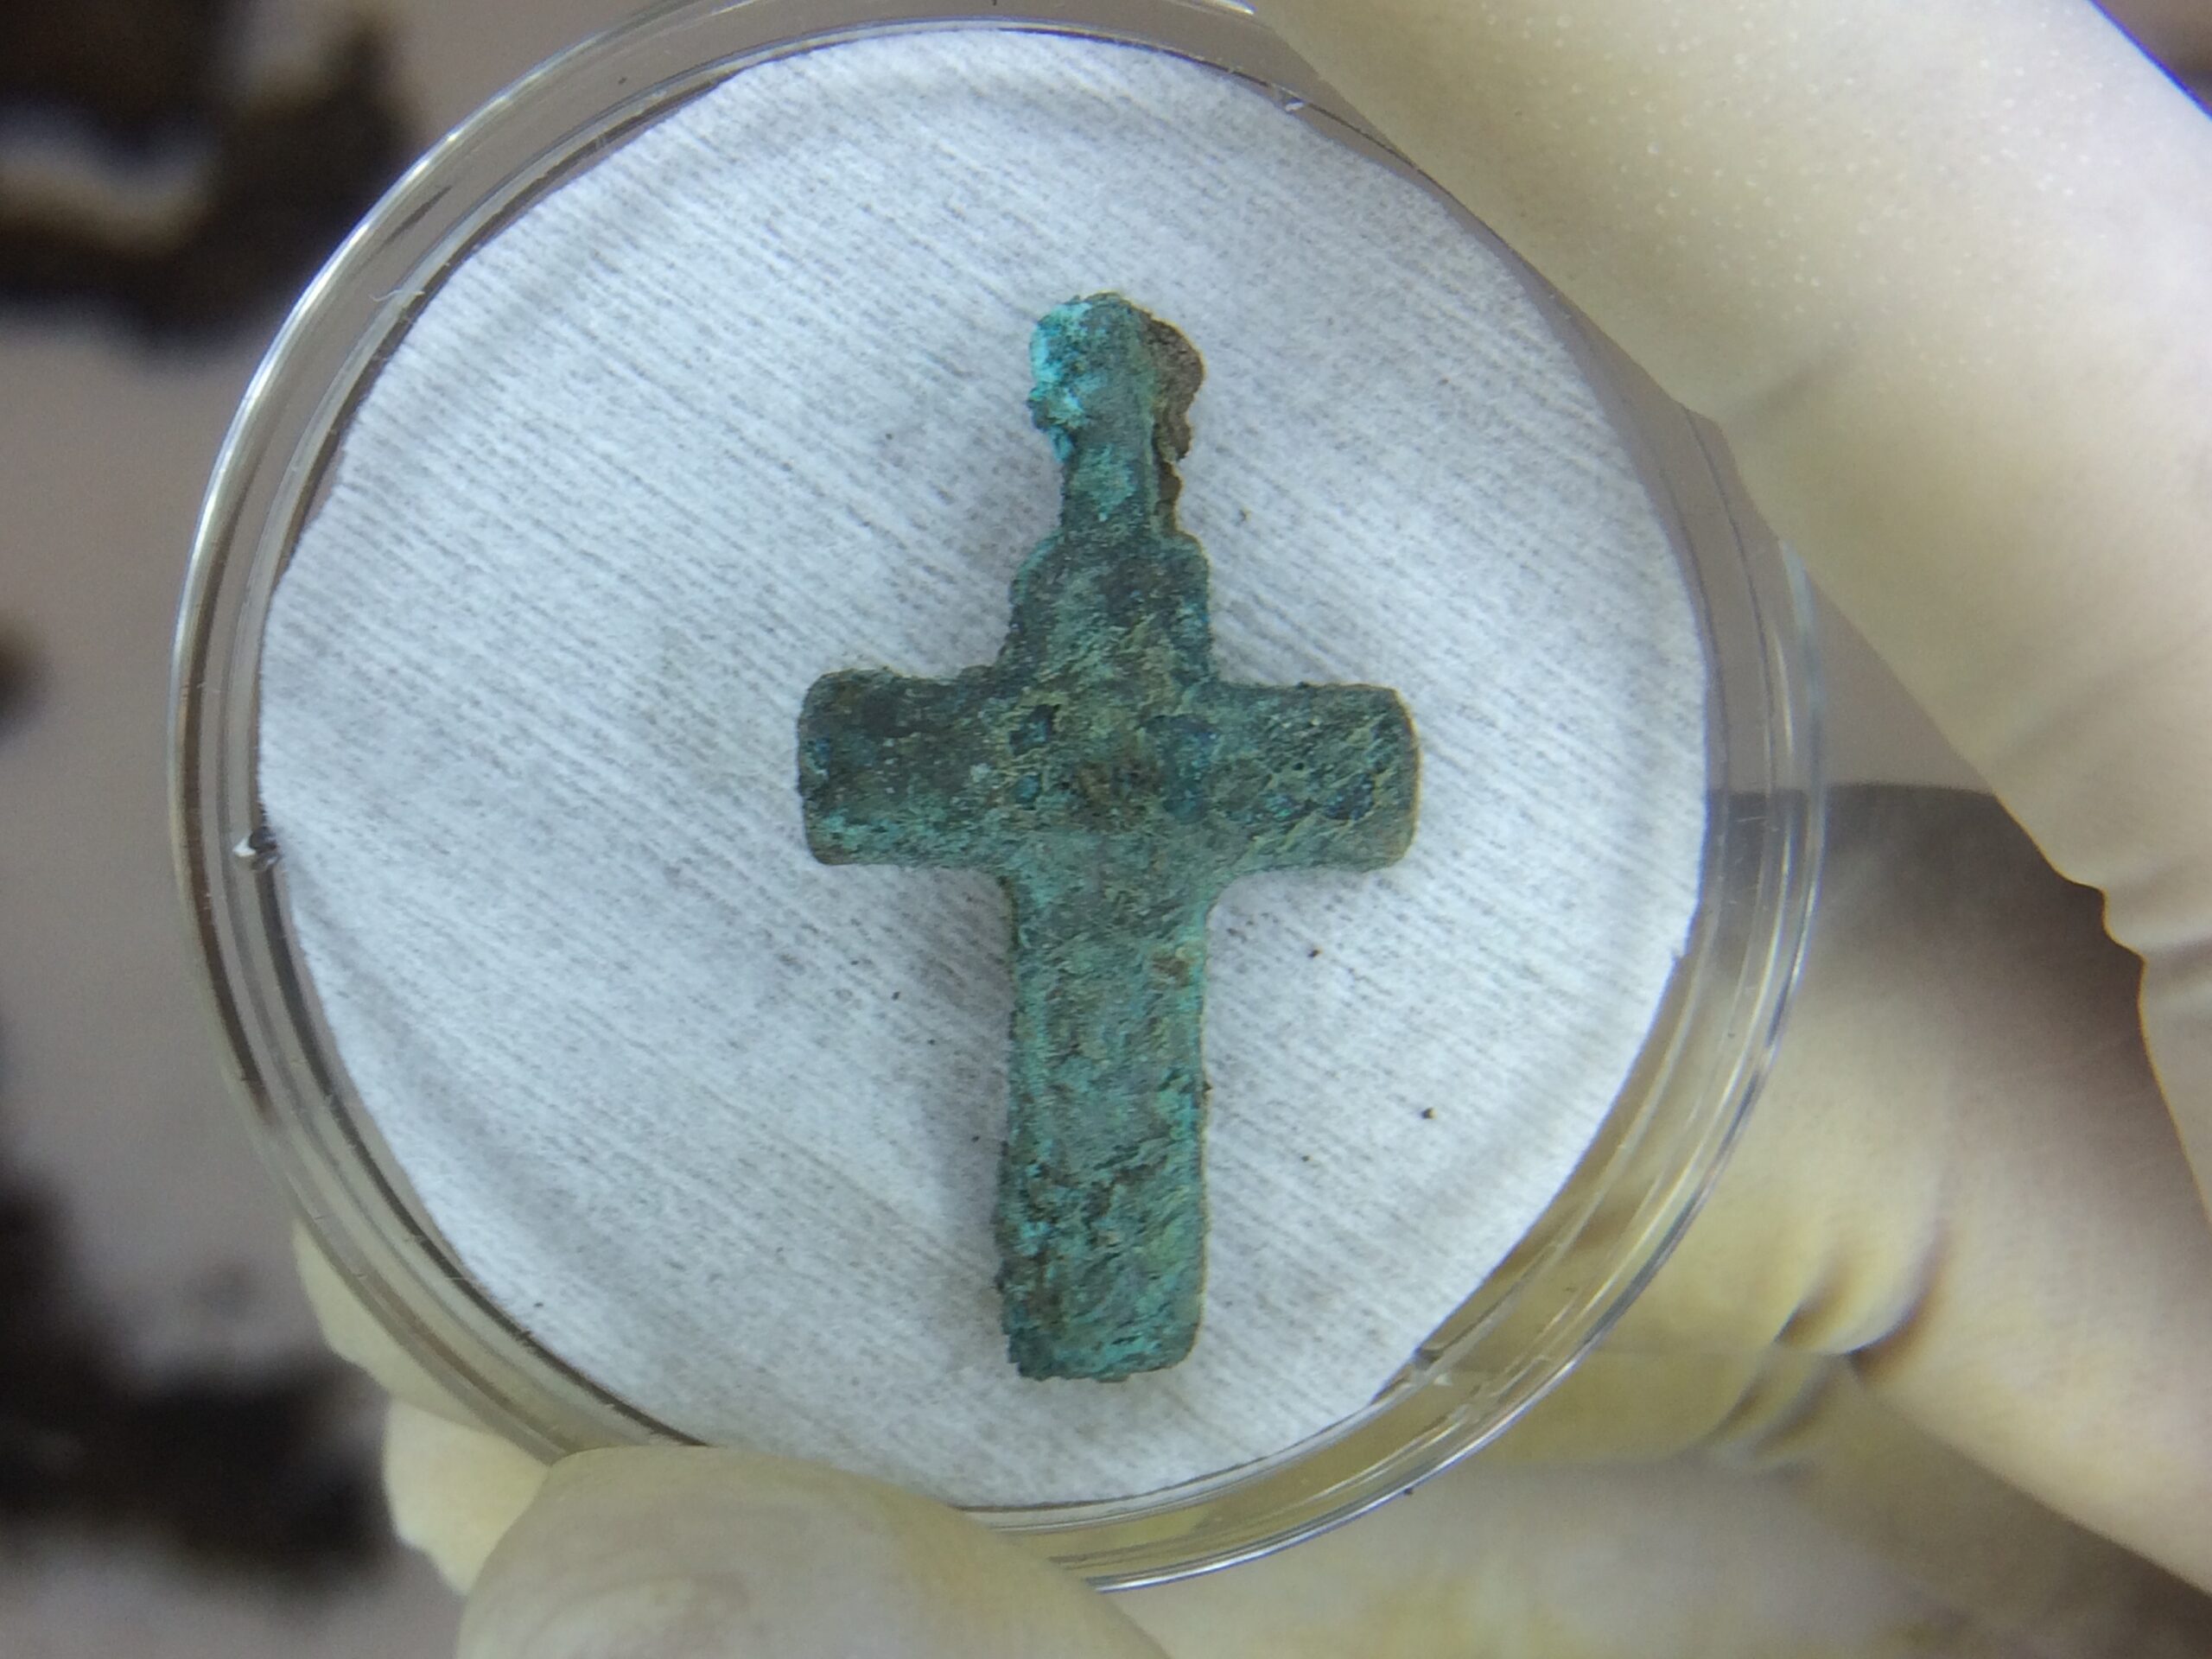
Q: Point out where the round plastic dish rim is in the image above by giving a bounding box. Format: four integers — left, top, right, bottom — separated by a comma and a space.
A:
169, 0, 1822, 1591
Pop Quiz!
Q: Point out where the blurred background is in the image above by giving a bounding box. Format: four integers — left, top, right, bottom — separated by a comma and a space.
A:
0, 3, 2204, 1655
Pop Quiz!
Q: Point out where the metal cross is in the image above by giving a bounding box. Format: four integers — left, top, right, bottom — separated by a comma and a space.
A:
798, 295, 1418, 1379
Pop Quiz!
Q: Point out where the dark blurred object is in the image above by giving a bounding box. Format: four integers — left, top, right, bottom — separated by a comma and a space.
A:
0, 0, 409, 340
1, 0, 229, 137
0, 632, 37, 734
1, 8, 395, 1582
2101, 0, 2212, 94
0, 1173, 389, 1580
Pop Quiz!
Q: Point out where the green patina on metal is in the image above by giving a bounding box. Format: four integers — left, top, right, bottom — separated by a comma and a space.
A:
798, 295, 1419, 1380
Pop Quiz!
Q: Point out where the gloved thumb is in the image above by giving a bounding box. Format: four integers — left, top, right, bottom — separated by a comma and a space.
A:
456, 1446, 1167, 1659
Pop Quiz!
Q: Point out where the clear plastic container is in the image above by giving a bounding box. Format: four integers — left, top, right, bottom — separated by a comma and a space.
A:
171, 0, 1821, 1587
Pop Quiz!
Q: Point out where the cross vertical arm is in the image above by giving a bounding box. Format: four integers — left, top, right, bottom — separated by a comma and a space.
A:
995, 859, 1212, 1380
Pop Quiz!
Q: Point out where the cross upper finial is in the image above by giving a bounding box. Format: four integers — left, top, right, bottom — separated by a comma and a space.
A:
798, 296, 1419, 1379
1026, 295, 1202, 531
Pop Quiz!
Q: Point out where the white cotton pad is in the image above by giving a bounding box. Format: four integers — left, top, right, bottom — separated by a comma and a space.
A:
256, 29, 1708, 1506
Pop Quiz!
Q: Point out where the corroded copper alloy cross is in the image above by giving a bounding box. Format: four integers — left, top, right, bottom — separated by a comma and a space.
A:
798, 296, 1419, 1380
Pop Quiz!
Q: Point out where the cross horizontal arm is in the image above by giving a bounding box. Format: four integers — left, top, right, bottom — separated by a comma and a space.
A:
1199, 680, 1421, 876
798, 668, 1001, 867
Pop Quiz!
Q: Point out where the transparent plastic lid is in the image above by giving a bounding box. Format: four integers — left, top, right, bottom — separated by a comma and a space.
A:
173, 0, 1821, 1586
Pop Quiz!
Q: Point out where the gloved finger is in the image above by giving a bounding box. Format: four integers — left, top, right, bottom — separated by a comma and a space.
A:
1501, 790, 2212, 1587
301, 1239, 1156, 1651
1128, 1360, 2212, 1658
385, 1400, 550, 1590
459, 1446, 1168, 1659
296, 1229, 556, 1587
1510, 1354, 2212, 1654
1747, 1363, 2212, 1656
313, 791, 2212, 1603
294, 1225, 492, 1427
1245, 0, 2212, 1194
